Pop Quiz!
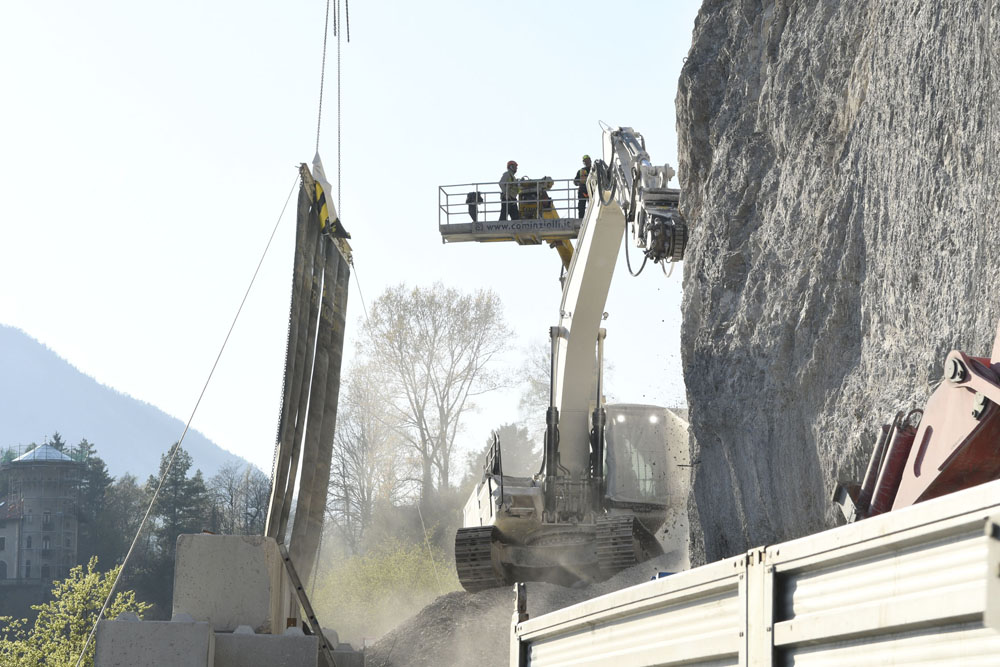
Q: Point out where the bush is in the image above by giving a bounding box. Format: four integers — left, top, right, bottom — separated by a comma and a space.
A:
0, 557, 151, 666
313, 539, 459, 645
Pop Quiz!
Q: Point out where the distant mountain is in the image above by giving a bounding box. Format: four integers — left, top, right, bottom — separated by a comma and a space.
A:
0, 325, 249, 479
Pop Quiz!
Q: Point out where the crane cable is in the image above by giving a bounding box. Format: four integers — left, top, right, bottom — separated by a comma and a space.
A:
74, 174, 300, 667
315, 0, 331, 154
324, 0, 350, 213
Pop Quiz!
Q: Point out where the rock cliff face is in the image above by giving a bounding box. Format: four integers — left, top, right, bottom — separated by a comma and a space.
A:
677, 0, 1000, 562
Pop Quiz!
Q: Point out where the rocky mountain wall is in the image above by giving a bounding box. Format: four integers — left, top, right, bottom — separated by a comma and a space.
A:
677, 0, 1000, 562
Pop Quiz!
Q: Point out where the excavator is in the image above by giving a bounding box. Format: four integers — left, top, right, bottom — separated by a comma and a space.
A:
837, 320, 1000, 522
440, 125, 690, 591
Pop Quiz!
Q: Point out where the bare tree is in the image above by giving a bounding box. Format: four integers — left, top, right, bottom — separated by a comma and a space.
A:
463, 423, 542, 487
327, 362, 414, 553
210, 462, 242, 535
240, 465, 271, 535
208, 462, 270, 535
360, 283, 511, 505
518, 338, 551, 432
517, 337, 617, 439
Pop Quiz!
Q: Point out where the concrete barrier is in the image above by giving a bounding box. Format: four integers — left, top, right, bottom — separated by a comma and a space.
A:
172, 534, 296, 634
95, 613, 214, 667
213, 625, 318, 667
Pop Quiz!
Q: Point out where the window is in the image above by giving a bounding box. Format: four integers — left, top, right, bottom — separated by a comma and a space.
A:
0, 560, 6, 579
24, 561, 30, 579
0, 537, 4, 551
65, 536, 71, 548
40, 564, 50, 580
25, 536, 31, 549
42, 536, 50, 550
42, 511, 51, 527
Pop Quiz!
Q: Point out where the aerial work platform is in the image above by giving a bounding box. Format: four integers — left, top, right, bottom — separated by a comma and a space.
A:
438, 177, 583, 245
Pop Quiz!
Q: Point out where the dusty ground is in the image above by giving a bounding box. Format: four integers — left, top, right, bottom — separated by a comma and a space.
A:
366, 549, 687, 667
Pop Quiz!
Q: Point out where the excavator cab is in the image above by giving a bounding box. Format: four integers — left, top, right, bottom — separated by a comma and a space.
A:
605, 405, 688, 511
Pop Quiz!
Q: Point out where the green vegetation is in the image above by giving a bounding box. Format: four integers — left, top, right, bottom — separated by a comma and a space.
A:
0, 558, 150, 667
313, 539, 459, 645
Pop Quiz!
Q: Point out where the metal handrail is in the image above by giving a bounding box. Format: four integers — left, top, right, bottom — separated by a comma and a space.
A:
438, 177, 585, 228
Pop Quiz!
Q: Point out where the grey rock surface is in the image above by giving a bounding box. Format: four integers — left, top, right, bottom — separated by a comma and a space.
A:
677, 0, 1000, 562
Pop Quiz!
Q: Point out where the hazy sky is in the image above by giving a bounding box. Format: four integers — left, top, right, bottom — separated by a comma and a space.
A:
0, 1, 702, 473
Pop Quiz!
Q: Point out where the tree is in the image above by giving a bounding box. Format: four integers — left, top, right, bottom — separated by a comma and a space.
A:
326, 362, 415, 554
146, 444, 209, 553
46, 432, 67, 452
207, 462, 270, 536
240, 465, 271, 535
517, 338, 552, 436
90, 474, 148, 568
517, 337, 616, 439
0, 557, 150, 666
360, 283, 510, 505
136, 444, 210, 615
73, 439, 113, 565
463, 423, 542, 487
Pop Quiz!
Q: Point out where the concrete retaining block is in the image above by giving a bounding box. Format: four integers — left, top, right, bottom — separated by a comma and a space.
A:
95, 614, 214, 667
213, 628, 318, 667
173, 534, 295, 633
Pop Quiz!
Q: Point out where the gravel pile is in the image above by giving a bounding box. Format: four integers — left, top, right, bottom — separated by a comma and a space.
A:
367, 548, 687, 667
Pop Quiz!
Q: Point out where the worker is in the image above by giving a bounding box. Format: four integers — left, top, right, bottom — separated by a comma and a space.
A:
466, 191, 483, 222
499, 160, 520, 221
573, 154, 592, 218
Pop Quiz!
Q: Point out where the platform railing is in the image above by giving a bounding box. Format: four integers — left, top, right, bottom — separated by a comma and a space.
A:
438, 177, 584, 228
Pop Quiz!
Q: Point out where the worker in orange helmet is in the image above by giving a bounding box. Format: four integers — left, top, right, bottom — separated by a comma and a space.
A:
573, 154, 592, 218
498, 160, 520, 221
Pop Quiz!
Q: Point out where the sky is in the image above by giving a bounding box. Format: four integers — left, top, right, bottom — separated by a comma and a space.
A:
0, 0, 703, 474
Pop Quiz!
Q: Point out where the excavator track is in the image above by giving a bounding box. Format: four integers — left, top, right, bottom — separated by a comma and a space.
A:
455, 526, 506, 592
596, 515, 638, 577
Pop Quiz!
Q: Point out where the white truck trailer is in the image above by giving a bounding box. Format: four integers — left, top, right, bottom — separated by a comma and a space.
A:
510, 477, 1000, 666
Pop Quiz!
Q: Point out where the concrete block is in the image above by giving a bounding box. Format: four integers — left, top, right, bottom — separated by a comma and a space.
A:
95, 615, 214, 667
330, 648, 366, 667
213, 630, 318, 667
173, 534, 295, 633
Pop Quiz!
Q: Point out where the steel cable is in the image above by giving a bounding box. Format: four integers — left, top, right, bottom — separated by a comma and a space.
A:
337, 0, 342, 218
315, 0, 332, 154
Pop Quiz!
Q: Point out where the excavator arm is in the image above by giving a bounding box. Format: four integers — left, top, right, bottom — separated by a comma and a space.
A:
547, 125, 687, 485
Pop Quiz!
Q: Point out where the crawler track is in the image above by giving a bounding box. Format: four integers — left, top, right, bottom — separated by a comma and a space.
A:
455, 526, 507, 592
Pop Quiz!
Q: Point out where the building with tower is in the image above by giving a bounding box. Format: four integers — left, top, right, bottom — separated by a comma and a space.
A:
0, 444, 82, 585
